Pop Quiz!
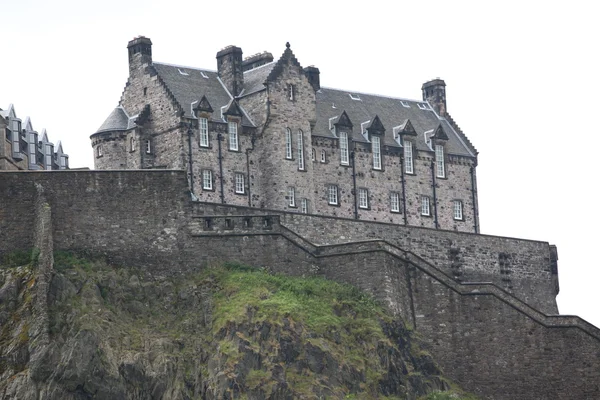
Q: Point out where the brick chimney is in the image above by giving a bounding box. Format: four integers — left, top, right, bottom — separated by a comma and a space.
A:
127, 36, 152, 74
217, 46, 244, 97
422, 78, 446, 116
304, 66, 320, 92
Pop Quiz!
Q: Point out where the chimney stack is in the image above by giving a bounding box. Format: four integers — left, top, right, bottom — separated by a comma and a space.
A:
216, 46, 244, 97
304, 66, 320, 92
422, 78, 447, 116
127, 36, 153, 74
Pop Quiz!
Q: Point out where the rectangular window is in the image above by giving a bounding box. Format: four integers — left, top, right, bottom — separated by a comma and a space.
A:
228, 121, 238, 151
435, 144, 445, 178
288, 186, 296, 207
421, 196, 430, 216
340, 132, 349, 165
301, 198, 309, 214
289, 84, 294, 101
202, 170, 213, 190
328, 185, 338, 205
145, 140, 151, 154
200, 117, 209, 147
130, 137, 136, 152
372, 136, 381, 170
285, 128, 292, 159
320, 150, 326, 163
358, 188, 369, 209
391, 192, 400, 213
235, 173, 245, 194
297, 130, 304, 170
404, 141, 413, 174
454, 200, 463, 220
97, 145, 103, 157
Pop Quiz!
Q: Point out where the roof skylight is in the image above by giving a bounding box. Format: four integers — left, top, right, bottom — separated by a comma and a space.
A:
178, 68, 189, 76
401, 101, 410, 108
201, 71, 209, 79
349, 93, 361, 101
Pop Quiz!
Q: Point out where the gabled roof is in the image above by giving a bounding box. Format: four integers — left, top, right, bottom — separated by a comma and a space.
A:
334, 110, 353, 128
314, 88, 476, 157
151, 63, 254, 126
95, 106, 136, 134
194, 95, 214, 113
367, 115, 385, 135
265, 42, 303, 84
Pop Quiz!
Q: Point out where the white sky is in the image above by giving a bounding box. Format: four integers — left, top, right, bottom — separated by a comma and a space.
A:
3, 0, 599, 326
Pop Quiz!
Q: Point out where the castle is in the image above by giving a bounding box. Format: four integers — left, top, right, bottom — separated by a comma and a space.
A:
91, 37, 478, 232
0, 104, 69, 171
1, 37, 599, 399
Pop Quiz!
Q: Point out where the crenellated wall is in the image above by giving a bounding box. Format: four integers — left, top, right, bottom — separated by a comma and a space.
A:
0, 170, 596, 400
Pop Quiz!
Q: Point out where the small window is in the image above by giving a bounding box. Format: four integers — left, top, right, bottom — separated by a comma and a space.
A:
288, 186, 296, 207
143, 87, 148, 96
235, 173, 245, 194
297, 130, 304, 170
285, 128, 292, 159
328, 185, 338, 205
97, 145, 103, 158
349, 93, 361, 101
435, 144, 445, 178
311, 148, 316, 161
145, 139, 151, 154
391, 192, 400, 213
358, 188, 369, 209
320, 150, 326, 163
340, 132, 349, 165
421, 196, 431, 216
372, 136, 381, 170
202, 170, 213, 190
200, 117, 209, 147
453, 200, 463, 220
228, 121, 238, 151
400, 101, 410, 108
301, 198, 309, 214
288, 84, 294, 101
404, 141, 413, 174
130, 137, 136, 152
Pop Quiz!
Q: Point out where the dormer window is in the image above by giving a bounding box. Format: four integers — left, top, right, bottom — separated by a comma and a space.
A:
228, 121, 238, 151
404, 141, 413, 174
199, 117, 209, 147
288, 84, 294, 101
435, 144, 445, 178
339, 132, 349, 165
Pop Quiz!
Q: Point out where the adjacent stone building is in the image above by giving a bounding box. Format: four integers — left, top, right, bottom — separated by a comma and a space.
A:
1, 104, 69, 171
92, 37, 478, 232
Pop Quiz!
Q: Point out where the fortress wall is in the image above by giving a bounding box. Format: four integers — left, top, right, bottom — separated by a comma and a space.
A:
192, 202, 559, 314
0, 170, 190, 272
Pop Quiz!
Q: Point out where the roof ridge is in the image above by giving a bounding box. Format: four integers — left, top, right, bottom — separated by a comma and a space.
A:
154, 61, 217, 73
243, 61, 275, 75
320, 86, 422, 103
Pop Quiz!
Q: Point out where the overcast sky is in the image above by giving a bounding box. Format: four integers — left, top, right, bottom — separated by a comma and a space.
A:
3, 0, 599, 327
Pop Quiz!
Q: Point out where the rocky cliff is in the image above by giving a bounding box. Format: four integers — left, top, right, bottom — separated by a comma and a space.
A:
0, 251, 476, 400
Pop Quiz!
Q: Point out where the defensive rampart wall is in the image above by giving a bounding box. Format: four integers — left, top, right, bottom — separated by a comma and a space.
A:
1, 170, 597, 399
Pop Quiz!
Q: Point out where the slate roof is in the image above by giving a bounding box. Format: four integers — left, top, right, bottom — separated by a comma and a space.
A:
95, 106, 136, 134
314, 88, 476, 157
243, 62, 275, 96
152, 63, 255, 127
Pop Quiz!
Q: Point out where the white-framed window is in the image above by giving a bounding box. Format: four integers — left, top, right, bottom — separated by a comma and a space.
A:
421, 196, 430, 216
404, 141, 413, 174
372, 136, 381, 170
235, 173, 245, 194
391, 192, 400, 213
320, 150, 326, 163
200, 117, 209, 147
328, 185, 338, 205
288, 186, 296, 207
311, 148, 316, 161
340, 132, 349, 165
202, 170, 213, 190
435, 144, 445, 178
97, 145, 103, 158
285, 128, 292, 159
228, 121, 238, 151
130, 137, 136, 152
453, 200, 463, 220
301, 198, 309, 214
358, 188, 369, 209
297, 130, 305, 170
145, 139, 151, 154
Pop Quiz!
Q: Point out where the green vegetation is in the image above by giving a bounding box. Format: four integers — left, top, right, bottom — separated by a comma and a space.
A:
419, 391, 479, 400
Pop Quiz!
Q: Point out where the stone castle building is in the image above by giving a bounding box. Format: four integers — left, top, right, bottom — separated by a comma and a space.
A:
92, 37, 478, 233
1, 104, 69, 171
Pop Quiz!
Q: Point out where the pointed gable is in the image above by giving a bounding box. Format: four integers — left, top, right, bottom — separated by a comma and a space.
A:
194, 95, 214, 114
266, 42, 304, 83
223, 100, 243, 117
334, 110, 353, 129
395, 119, 417, 137
368, 115, 385, 135
433, 123, 449, 141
